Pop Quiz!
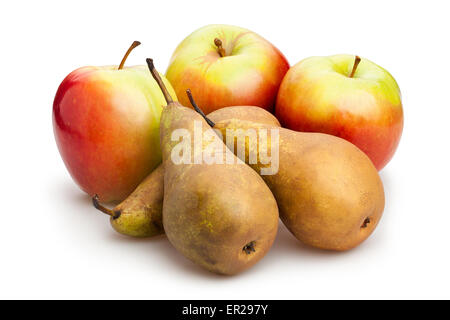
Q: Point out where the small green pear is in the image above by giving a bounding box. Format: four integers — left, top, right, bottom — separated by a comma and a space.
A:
92, 165, 164, 237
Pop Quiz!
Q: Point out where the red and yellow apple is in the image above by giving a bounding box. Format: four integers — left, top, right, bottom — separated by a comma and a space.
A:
166, 24, 289, 114
276, 55, 403, 170
53, 42, 177, 202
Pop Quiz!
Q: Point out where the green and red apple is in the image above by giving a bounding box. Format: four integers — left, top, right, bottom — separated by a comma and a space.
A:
276, 54, 403, 170
53, 42, 177, 202
166, 24, 289, 114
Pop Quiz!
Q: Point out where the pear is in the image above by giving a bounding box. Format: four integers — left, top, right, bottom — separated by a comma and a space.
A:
92, 164, 164, 237
208, 118, 385, 251
147, 58, 279, 275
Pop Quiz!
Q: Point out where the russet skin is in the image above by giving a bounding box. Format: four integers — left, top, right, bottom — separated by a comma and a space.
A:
53, 42, 177, 202
166, 24, 289, 114
208, 106, 280, 128
276, 54, 403, 170
213, 119, 385, 251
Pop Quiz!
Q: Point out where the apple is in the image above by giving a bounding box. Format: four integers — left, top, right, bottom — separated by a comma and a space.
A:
276, 54, 403, 170
53, 41, 177, 202
166, 24, 289, 114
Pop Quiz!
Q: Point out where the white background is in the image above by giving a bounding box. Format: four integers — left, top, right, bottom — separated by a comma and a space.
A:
1, 0, 449, 300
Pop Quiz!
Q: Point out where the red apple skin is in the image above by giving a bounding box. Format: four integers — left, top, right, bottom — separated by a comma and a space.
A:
166, 25, 289, 114
53, 66, 176, 202
276, 55, 403, 171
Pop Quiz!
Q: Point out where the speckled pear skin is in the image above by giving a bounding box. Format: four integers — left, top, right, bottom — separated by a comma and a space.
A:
208, 106, 281, 128
213, 119, 385, 251
109, 164, 165, 237
161, 102, 279, 275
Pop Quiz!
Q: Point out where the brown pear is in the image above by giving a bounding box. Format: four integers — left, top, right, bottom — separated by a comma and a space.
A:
147, 58, 279, 275
211, 118, 385, 251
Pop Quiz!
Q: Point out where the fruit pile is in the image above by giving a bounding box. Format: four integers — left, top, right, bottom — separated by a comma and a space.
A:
53, 24, 403, 275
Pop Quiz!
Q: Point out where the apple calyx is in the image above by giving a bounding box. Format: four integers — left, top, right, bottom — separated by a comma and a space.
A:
349, 55, 361, 78
92, 195, 121, 219
146, 58, 174, 104
214, 38, 226, 57
186, 89, 215, 127
118, 41, 141, 70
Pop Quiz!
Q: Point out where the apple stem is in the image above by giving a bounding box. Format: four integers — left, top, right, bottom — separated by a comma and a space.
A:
92, 195, 121, 219
118, 41, 141, 70
146, 58, 174, 104
214, 38, 226, 57
186, 90, 215, 127
349, 55, 361, 78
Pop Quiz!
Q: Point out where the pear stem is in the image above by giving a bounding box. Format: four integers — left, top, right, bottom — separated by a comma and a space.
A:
186, 89, 215, 127
349, 55, 361, 78
146, 58, 174, 104
92, 195, 121, 219
118, 41, 141, 70
214, 38, 226, 57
